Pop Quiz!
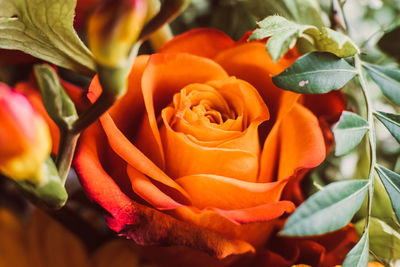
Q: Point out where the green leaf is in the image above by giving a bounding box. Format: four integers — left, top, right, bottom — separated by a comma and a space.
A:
281, 179, 368, 236
375, 165, 400, 223
354, 176, 398, 232
272, 52, 357, 94
314, 27, 360, 58
363, 63, 400, 105
333, 111, 369, 156
242, 0, 325, 28
342, 231, 369, 267
34, 64, 78, 130
250, 16, 359, 62
249, 16, 318, 62
355, 218, 400, 265
0, 0, 95, 76
18, 158, 68, 209
375, 111, 400, 143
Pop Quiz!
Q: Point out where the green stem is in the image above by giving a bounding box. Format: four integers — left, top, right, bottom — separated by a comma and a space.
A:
55, 130, 80, 185
71, 92, 117, 134
55, 91, 117, 185
54, 85, 121, 188
355, 55, 376, 230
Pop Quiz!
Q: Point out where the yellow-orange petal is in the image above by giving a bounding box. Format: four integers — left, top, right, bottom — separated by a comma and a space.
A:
99, 113, 191, 204
75, 138, 254, 260
213, 201, 295, 224
160, 112, 259, 181
259, 103, 325, 182
206, 78, 269, 125
139, 53, 229, 169
171, 206, 277, 248
161, 77, 269, 156
88, 55, 149, 137
108, 55, 150, 134
159, 28, 235, 59
175, 174, 288, 210
127, 165, 184, 210
89, 56, 166, 168
214, 42, 299, 128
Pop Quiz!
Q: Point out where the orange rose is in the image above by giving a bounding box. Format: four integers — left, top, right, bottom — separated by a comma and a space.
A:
74, 29, 346, 262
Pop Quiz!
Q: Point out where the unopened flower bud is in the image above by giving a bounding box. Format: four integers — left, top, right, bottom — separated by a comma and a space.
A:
88, 0, 148, 67
0, 83, 51, 184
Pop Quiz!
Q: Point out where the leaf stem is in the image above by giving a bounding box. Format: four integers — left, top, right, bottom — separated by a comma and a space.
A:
355, 55, 376, 230
55, 91, 117, 181
53, 91, 117, 189
55, 130, 80, 185
71, 92, 117, 134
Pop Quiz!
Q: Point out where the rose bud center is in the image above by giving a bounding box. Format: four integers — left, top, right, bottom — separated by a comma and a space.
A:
159, 77, 269, 182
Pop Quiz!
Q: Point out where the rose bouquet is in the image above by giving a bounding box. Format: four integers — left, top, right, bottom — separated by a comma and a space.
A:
0, 0, 399, 266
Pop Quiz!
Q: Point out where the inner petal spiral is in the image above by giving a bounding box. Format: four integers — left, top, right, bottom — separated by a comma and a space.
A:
159, 77, 270, 181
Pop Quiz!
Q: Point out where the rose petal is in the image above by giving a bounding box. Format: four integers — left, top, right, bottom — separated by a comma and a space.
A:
272, 225, 357, 267
117, 205, 256, 260
88, 55, 149, 140
183, 122, 260, 153
165, 83, 243, 142
301, 91, 346, 123
281, 169, 309, 205
259, 103, 325, 182
214, 42, 299, 128
207, 78, 269, 124
127, 165, 184, 210
75, 124, 138, 226
159, 28, 235, 58
99, 113, 191, 204
175, 174, 288, 210
75, 139, 254, 260
304, 225, 358, 266
139, 53, 229, 169
212, 201, 295, 224
108, 55, 149, 136
160, 114, 259, 181
88, 56, 183, 193
171, 207, 278, 248
160, 77, 269, 156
